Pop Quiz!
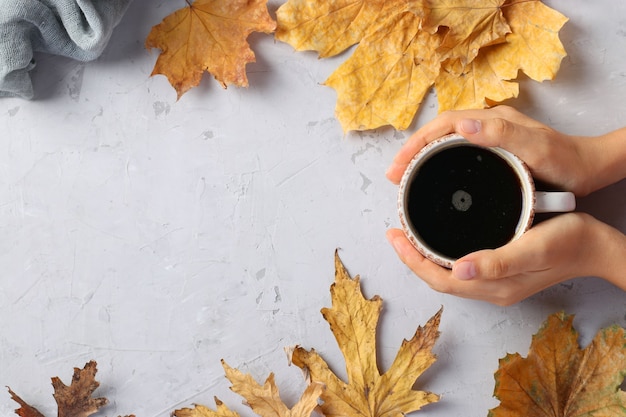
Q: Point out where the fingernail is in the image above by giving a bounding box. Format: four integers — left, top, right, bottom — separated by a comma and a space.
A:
460, 119, 481, 134
453, 261, 476, 280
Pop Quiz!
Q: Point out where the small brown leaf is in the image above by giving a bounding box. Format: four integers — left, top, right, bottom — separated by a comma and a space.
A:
52, 361, 108, 417
8, 361, 122, 417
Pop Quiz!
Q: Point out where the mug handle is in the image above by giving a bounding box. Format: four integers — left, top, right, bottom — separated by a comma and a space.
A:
535, 191, 576, 213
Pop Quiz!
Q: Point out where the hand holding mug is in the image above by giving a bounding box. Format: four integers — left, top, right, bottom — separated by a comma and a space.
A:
397, 134, 576, 268
386, 212, 623, 305
386, 106, 593, 196
386, 106, 626, 305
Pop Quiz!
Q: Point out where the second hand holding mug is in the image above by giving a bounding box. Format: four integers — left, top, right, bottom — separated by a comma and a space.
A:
397, 134, 576, 269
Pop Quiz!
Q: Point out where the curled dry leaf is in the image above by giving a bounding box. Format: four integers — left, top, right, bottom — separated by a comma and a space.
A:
276, 0, 568, 131
289, 251, 441, 417
145, 0, 276, 99
490, 312, 626, 417
7, 389, 44, 417
174, 360, 323, 417
7, 360, 134, 417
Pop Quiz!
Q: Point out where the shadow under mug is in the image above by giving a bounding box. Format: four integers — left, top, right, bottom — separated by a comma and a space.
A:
397, 134, 576, 269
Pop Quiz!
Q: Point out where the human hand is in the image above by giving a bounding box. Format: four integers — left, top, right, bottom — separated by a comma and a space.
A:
386, 106, 594, 196
386, 212, 624, 306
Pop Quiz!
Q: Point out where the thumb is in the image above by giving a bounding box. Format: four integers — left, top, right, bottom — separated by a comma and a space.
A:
452, 240, 540, 280
456, 117, 528, 151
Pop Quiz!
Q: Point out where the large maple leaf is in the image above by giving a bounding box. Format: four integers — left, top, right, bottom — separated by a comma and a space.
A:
276, 0, 568, 132
289, 251, 441, 417
490, 312, 626, 417
174, 360, 323, 417
145, 0, 276, 99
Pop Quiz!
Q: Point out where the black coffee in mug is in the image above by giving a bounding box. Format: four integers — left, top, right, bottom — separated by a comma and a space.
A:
405, 144, 523, 259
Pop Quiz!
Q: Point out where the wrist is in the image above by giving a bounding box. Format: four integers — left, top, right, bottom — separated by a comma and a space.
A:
586, 217, 626, 287
575, 128, 626, 195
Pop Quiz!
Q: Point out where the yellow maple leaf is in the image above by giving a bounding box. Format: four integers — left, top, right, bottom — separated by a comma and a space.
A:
290, 252, 441, 417
490, 0, 568, 82
424, 0, 510, 72
276, 0, 568, 131
275, 0, 385, 58
434, 43, 520, 111
145, 0, 276, 99
174, 398, 240, 417
490, 312, 626, 417
434, 0, 567, 111
174, 360, 323, 417
276, 0, 425, 59
324, 10, 441, 131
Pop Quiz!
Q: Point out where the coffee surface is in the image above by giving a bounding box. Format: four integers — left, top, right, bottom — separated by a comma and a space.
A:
407, 145, 523, 259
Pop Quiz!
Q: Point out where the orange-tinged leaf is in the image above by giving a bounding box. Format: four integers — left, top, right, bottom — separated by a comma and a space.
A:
290, 251, 441, 417
324, 10, 441, 131
145, 0, 276, 99
424, 0, 510, 70
7, 388, 44, 417
490, 312, 626, 417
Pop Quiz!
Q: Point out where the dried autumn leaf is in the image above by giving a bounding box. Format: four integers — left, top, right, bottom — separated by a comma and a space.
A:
490, 311, 626, 417
324, 10, 441, 131
174, 397, 240, 417
290, 251, 441, 417
7, 361, 133, 417
423, 0, 510, 71
275, 0, 385, 58
275, 0, 425, 59
276, 0, 568, 131
435, 0, 568, 110
174, 360, 323, 417
7, 388, 44, 417
488, 0, 568, 82
145, 0, 276, 99
434, 43, 520, 111
52, 360, 108, 417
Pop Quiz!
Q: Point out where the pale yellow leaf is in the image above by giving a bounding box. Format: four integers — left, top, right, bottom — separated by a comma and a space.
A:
424, 0, 510, 69
435, 44, 519, 111
290, 252, 441, 417
325, 11, 441, 131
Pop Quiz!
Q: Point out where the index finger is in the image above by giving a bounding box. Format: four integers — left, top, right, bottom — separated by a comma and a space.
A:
386, 110, 484, 184
386, 107, 529, 184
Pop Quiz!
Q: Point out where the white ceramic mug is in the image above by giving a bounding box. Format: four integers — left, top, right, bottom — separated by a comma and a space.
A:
397, 134, 576, 268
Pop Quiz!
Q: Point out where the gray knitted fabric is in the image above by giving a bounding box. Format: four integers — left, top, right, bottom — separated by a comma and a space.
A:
0, 0, 131, 99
